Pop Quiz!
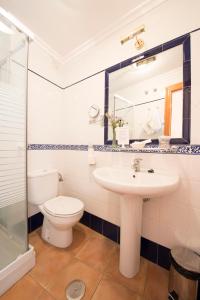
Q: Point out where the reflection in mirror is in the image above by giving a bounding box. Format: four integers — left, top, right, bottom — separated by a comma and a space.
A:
109, 46, 183, 140
105, 34, 191, 145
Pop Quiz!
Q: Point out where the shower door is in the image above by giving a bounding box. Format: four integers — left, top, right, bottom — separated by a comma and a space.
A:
0, 15, 28, 270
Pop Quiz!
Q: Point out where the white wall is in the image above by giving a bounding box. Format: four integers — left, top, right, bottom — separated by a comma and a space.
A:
62, 73, 104, 145
59, 0, 200, 86
56, 150, 200, 252
27, 72, 63, 145
27, 42, 63, 216
27, 0, 200, 251
28, 41, 63, 86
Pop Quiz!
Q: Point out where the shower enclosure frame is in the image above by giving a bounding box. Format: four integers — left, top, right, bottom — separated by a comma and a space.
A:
0, 13, 35, 296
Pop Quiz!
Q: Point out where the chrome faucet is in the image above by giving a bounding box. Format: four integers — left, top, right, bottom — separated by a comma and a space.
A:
132, 158, 142, 172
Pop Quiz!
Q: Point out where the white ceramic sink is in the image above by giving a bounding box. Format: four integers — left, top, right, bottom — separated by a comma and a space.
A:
93, 167, 179, 197
93, 166, 179, 278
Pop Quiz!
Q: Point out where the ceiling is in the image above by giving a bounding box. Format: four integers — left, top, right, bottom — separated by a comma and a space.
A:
0, 0, 149, 61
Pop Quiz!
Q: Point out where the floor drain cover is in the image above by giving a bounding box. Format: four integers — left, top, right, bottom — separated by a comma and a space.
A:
66, 280, 86, 300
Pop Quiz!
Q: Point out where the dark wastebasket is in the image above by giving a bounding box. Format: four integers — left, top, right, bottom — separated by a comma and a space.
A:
168, 247, 200, 300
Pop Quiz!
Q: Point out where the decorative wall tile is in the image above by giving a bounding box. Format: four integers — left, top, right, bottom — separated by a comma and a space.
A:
28, 144, 88, 151
28, 210, 170, 270
183, 60, 191, 87
90, 214, 103, 234
183, 36, 191, 62
104, 33, 191, 145
143, 45, 163, 57
162, 34, 187, 51
102, 220, 120, 243
28, 144, 200, 155
80, 211, 91, 227
141, 237, 158, 264
158, 244, 171, 269
28, 212, 43, 233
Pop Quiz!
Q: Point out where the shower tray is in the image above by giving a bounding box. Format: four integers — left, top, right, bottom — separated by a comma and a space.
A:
0, 244, 35, 296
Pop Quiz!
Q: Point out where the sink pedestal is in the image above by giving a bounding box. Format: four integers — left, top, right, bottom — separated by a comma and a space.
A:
119, 195, 143, 278
93, 166, 179, 278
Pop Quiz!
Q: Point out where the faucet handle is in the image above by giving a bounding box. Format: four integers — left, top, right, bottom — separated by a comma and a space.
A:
132, 157, 142, 172
134, 158, 142, 162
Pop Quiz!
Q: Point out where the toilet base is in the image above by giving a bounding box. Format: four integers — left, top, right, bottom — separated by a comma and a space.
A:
41, 217, 73, 248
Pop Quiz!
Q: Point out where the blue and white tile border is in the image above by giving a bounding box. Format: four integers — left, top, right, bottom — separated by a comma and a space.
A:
28, 144, 88, 151
28, 144, 200, 155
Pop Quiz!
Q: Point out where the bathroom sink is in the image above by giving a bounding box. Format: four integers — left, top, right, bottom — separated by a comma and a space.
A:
93, 167, 179, 197
93, 166, 179, 279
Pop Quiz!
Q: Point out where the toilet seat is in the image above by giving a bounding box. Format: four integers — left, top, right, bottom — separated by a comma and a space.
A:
43, 196, 84, 217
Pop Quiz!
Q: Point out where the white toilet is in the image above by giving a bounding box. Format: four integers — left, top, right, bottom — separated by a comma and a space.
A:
28, 169, 84, 248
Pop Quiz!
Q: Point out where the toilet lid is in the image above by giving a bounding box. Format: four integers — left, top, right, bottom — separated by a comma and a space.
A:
43, 196, 84, 217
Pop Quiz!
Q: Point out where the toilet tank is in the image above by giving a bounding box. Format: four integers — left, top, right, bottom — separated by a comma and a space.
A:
28, 169, 58, 205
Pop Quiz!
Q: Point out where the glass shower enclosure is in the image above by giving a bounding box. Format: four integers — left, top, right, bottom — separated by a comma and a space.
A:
0, 12, 35, 295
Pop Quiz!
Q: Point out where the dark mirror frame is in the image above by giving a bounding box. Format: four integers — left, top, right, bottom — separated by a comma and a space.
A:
104, 33, 191, 145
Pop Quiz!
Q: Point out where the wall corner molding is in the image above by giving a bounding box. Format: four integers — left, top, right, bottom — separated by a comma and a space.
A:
33, 0, 168, 65
61, 0, 168, 64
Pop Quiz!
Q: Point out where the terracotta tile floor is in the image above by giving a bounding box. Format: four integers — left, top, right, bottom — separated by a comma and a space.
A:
1, 223, 169, 300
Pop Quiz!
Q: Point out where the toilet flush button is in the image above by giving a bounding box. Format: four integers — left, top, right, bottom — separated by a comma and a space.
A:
66, 280, 86, 300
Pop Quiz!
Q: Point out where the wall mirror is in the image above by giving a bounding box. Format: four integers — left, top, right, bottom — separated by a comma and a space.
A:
104, 34, 191, 145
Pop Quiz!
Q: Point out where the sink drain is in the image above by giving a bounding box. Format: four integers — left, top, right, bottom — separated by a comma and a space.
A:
66, 280, 86, 300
